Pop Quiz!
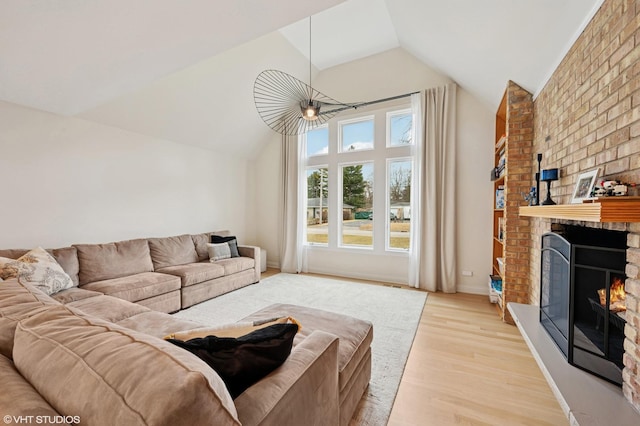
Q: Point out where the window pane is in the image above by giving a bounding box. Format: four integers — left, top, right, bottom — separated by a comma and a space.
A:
306, 167, 328, 245
306, 126, 329, 157
340, 163, 373, 248
388, 111, 413, 146
341, 118, 374, 152
388, 159, 411, 250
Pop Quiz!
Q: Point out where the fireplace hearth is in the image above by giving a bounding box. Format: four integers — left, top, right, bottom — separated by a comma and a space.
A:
539, 225, 627, 385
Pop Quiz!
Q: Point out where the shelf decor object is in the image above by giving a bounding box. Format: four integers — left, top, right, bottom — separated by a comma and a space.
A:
534, 153, 542, 205
571, 168, 600, 204
540, 168, 559, 205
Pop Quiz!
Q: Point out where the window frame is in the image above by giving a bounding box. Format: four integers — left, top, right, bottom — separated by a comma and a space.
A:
338, 160, 375, 250
386, 108, 415, 148
301, 102, 415, 256
338, 115, 375, 154
386, 157, 413, 252
304, 165, 330, 246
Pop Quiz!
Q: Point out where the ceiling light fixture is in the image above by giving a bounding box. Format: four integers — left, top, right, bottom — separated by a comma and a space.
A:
301, 16, 319, 122
253, 16, 419, 136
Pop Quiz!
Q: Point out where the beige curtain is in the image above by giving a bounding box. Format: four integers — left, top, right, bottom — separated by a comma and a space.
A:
410, 84, 457, 292
278, 132, 305, 273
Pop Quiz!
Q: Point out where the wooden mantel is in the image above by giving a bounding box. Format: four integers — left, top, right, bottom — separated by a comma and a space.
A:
519, 197, 640, 223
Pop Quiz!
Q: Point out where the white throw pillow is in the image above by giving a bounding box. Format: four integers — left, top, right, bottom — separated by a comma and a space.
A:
0, 247, 73, 295
207, 242, 231, 262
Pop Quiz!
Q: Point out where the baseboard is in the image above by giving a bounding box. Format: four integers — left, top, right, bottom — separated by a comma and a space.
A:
304, 266, 406, 286
456, 283, 488, 295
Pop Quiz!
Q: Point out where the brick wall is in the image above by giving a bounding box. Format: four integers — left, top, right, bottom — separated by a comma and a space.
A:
530, 0, 640, 411
503, 82, 534, 324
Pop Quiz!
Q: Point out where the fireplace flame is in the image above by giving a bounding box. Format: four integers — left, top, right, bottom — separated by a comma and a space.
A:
598, 277, 626, 312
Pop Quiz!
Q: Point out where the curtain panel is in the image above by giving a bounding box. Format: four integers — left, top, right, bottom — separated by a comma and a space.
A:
278, 133, 305, 273
410, 84, 457, 292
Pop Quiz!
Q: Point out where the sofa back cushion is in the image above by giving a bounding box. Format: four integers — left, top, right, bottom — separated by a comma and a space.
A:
74, 239, 154, 286
148, 235, 198, 270
0, 278, 59, 359
0, 247, 80, 286
191, 232, 212, 262
13, 305, 240, 426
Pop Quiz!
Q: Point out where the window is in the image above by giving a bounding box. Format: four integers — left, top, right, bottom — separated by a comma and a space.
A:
387, 159, 412, 250
340, 117, 374, 152
340, 162, 373, 247
306, 126, 329, 157
306, 166, 328, 245
387, 110, 413, 147
302, 104, 415, 254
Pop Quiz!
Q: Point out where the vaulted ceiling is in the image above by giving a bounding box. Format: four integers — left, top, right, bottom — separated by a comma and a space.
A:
0, 0, 603, 157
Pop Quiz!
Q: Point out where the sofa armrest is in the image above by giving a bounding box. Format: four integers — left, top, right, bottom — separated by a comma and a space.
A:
234, 330, 339, 426
237, 245, 258, 259
238, 245, 260, 282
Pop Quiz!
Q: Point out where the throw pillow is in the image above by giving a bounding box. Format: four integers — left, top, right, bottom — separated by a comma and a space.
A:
164, 316, 300, 340
207, 243, 231, 261
210, 235, 240, 257
0, 247, 74, 295
168, 322, 299, 399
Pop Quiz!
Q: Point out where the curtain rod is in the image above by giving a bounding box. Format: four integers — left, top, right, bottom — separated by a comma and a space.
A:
321, 91, 420, 116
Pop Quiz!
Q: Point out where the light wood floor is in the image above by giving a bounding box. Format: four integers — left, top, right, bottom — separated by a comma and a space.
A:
387, 291, 567, 426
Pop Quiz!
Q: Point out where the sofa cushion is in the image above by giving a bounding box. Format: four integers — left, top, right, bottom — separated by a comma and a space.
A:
0, 354, 68, 423
66, 294, 150, 323
148, 234, 198, 270
116, 311, 201, 338
192, 232, 212, 261
80, 272, 180, 303
0, 247, 79, 286
74, 239, 154, 285
13, 305, 240, 426
51, 287, 103, 304
0, 278, 59, 359
0, 247, 74, 295
156, 263, 225, 287
241, 303, 373, 393
215, 257, 256, 276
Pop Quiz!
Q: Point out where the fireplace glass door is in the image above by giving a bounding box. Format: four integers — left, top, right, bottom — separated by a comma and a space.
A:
540, 226, 627, 386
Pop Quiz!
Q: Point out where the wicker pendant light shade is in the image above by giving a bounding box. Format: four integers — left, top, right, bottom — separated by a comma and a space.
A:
253, 69, 345, 136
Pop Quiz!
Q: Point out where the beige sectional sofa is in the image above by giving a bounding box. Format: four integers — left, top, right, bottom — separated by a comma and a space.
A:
0, 231, 260, 313
0, 277, 342, 425
0, 232, 373, 425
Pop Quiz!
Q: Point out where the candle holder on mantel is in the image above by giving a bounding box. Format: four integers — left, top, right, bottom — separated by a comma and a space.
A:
541, 168, 559, 205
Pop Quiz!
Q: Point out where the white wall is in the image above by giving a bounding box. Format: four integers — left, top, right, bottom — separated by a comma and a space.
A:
0, 101, 249, 248
249, 48, 495, 293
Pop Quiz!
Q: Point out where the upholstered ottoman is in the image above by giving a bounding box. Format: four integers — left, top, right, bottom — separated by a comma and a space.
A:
241, 303, 373, 426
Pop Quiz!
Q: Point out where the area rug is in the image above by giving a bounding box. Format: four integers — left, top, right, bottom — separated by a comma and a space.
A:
173, 273, 427, 425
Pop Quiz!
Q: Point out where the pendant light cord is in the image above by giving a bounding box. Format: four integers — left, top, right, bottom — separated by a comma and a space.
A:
308, 15, 312, 100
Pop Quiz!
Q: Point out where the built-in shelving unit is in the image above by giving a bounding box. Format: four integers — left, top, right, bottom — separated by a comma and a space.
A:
489, 82, 534, 322
490, 92, 507, 314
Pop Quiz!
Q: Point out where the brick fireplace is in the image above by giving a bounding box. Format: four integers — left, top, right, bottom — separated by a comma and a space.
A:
521, 0, 640, 412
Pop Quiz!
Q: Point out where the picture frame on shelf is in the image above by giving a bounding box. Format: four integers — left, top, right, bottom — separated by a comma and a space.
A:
571, 168, 599, 204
